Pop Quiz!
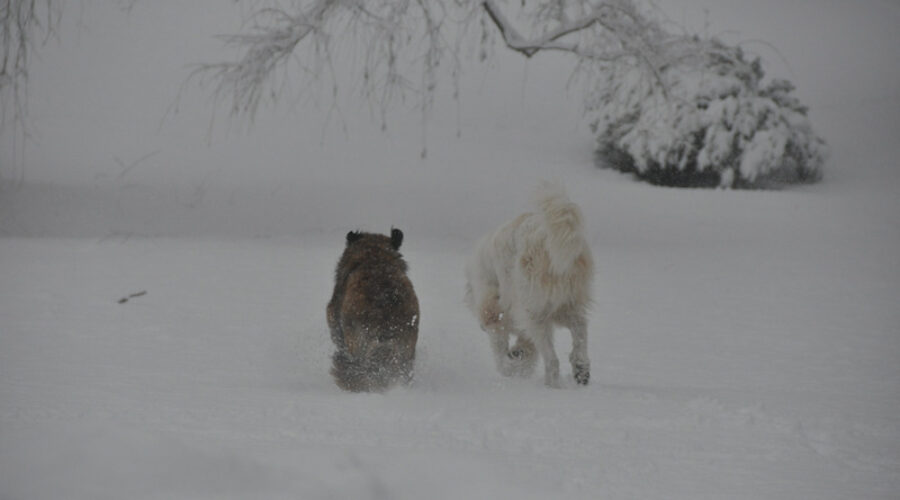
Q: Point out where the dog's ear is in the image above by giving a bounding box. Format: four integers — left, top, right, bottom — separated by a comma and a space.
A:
390, 228, 403, 250
346, 231, 363, 245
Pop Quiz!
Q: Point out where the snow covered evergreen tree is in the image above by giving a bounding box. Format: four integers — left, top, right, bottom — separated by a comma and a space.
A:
588, 37, 827, 189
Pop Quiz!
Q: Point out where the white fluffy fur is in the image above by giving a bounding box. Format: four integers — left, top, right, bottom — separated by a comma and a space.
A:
465, 182, 594, 387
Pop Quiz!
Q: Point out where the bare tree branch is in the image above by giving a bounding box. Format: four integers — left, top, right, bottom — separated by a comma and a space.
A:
482, 0, 613, 57
1, 0, 61, 185
190, 0, 339, 119
481, 0, 670, 95
192, 1, 734, 134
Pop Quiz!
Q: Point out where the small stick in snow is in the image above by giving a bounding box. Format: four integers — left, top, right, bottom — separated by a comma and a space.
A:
117, 291, 147, 304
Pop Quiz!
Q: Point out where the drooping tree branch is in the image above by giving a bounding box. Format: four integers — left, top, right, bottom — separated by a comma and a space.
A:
481, 0, 669, 95
192, 0, 456, 128
193, 1, 699, 125
1, 0, 61, 184
482, 0, 612, 57
190, 0, 339, 118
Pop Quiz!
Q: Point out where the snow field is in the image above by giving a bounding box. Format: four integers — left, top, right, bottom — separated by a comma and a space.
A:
2, 172, 898, 498
1, 0, 899, 498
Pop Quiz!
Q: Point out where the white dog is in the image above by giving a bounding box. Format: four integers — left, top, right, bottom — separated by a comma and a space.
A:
465, 182, 593, 387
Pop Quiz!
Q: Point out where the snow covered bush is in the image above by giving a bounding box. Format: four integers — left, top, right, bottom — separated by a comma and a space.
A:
589, 38, 827, 189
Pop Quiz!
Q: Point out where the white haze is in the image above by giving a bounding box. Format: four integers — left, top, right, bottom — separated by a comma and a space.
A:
1, 1, 899, 499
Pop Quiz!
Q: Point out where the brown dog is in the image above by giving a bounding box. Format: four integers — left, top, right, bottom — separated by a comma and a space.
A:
326, 229, 419, 392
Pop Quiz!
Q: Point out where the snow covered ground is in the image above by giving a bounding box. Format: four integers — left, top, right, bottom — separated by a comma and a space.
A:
1, 1, 899, 499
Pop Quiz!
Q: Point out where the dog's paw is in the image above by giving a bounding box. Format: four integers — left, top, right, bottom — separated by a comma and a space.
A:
573, 364, 590, 386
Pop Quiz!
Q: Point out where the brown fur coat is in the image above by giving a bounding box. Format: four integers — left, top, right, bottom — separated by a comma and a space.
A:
326, 229, 419, 392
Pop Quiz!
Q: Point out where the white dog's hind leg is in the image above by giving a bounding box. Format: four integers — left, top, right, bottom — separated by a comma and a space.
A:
530, 324, 560, 388
564, 315, 590, 385
477, 294, 532, 377
509, 335, 536, 362
505, 335, 537, 377
487, 329, 514, 376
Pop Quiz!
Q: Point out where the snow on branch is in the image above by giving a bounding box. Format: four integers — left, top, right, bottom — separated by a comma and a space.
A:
589, 37, 827, 188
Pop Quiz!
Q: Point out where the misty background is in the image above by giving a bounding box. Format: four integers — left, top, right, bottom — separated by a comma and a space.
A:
1, 1, 899, 499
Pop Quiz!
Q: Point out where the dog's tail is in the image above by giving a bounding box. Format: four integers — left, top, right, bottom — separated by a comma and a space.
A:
533, 181, 587, 274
